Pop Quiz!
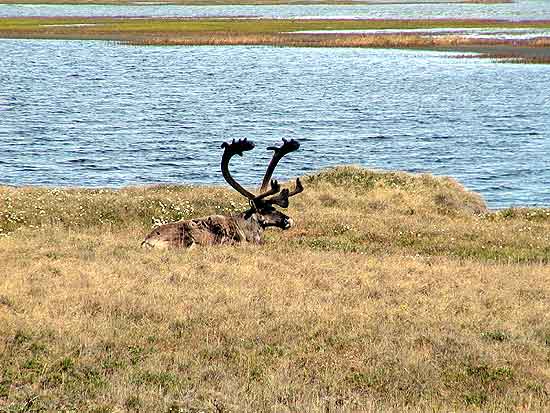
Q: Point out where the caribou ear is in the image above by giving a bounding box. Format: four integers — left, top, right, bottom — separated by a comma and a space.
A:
244, 199, 257, 220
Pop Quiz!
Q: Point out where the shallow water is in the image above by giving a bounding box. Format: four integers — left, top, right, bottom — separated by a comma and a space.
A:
1, 0, 550, 20
1, 39, 549, 208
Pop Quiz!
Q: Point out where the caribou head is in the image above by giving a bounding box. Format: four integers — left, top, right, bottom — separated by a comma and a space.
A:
142, 138, 303, 249
222, 137, 303, 230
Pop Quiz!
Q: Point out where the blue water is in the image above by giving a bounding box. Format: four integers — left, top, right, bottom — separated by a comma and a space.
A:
1, 39, 549, 208
1, 0, 550, 20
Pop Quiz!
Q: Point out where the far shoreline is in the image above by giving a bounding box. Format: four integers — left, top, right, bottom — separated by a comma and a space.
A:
0, 0, 515, 6
1, 16, 549, 63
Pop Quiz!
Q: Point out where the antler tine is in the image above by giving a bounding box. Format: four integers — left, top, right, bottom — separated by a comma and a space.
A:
259, 138, 300, 192
288, 177, 304, 197
220, 138, 257, 200
264, 178, 304, 208
253, 179, 281, 202
264, 188, 290, 208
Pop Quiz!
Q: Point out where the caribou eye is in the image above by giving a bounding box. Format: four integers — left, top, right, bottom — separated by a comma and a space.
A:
156, 231, 161, 235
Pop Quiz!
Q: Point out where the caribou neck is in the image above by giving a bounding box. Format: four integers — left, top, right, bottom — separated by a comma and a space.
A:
234, 210, 264, 243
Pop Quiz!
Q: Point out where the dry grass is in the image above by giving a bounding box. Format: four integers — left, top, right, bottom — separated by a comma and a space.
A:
1, 166, 550, 412
128, 31, 550, 51
128, 32, 473, 46
458, 52, 550, 64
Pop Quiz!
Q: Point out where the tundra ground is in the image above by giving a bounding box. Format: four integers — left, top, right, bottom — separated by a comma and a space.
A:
1, 167, 549, 412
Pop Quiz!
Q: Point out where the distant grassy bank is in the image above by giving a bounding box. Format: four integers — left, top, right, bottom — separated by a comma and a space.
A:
1, 16, 549, 62
1, 167, 549, 411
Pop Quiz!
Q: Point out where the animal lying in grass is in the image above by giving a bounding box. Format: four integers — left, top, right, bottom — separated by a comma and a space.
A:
141, 138, 304, 249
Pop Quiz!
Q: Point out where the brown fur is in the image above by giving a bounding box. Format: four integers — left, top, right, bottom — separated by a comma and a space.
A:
142, 211, 278, 249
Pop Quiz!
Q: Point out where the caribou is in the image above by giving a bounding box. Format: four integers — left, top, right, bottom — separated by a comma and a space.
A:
141, 138, 304, 249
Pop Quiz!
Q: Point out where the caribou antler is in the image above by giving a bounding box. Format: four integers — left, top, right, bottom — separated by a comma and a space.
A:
254, 179, 281, 201
288, 177, 304, 197
221, 139, 284, 201
260, 138, 301, 192
221, 138, 257, 199
264, 178, 304, 208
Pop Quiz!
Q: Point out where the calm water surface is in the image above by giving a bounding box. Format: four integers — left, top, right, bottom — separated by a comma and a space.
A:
1, 0, 550, 19
0, 40, 549, 208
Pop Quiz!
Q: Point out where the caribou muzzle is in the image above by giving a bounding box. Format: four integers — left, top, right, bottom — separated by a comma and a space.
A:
283, 218, 294, 229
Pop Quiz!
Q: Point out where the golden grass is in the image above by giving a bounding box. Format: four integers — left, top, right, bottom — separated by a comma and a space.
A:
1, 166, 550, 411
127, 31, 550, 49
458, 52, 550, 64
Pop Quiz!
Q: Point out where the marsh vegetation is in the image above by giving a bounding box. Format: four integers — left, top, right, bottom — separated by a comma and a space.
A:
1, 167, 549, 411
2, 17, 550, 62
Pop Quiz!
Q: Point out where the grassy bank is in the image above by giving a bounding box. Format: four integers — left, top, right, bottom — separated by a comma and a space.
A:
1, 166, 549, 411
1, 17, 550, 63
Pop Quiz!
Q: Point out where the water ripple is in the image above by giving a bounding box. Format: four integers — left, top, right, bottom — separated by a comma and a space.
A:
1, 1, 550, 20
0, 40, 549, 208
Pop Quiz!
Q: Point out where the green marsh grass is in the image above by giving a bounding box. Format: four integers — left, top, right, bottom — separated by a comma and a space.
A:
1, 167, 550, 411
3, 17, 550, 36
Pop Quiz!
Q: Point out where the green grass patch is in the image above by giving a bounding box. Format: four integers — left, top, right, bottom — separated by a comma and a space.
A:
2, 16, 550, 37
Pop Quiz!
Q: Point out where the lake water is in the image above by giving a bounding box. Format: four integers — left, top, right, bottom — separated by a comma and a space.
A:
1, 39, 549, 208
1, 0, 550, 20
